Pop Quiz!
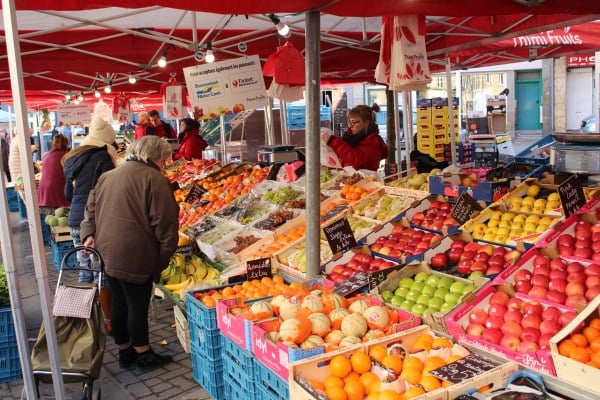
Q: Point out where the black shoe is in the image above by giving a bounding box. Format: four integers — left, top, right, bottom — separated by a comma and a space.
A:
136, 348, 172, 370
118, 346, 137, 368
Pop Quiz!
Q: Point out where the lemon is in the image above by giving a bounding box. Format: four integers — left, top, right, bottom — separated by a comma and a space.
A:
522, 196, 536, 206
525, 215, 540, 224
539, 216, 554, 226
527, 185, 541, 198
490, 210, 503, 221
547, 192, 560, 201
487, 219, 499, 228
500, 212, 515, 221
519, 205, 532, 213
513, 215, 526, 224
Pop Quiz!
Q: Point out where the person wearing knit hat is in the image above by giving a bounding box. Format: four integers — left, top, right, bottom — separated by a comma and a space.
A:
62, 115, 117, 334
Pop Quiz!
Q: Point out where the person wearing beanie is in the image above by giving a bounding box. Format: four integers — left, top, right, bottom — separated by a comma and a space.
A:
62, 116, 117, 334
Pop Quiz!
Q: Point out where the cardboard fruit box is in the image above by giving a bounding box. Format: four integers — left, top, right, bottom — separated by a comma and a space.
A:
216, 297, 268, 352
350, 187, 418, 224
494, 178, 562, 216
444, 284, 574, 375
376, 262, 487, 334
429, 173, 510, 203
549, 294, 600, 395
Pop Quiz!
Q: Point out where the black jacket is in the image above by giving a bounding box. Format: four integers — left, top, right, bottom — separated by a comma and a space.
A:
62, 145, 114, 228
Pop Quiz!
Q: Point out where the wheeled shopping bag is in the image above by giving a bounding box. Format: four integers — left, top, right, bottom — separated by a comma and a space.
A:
29, 246, 107, 400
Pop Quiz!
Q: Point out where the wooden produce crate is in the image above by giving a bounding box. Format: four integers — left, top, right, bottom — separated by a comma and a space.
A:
51, 226, 72, 243
173, 305, 190, 354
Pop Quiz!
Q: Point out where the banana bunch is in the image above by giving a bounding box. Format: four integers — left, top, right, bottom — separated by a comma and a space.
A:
162, 253, 221, 292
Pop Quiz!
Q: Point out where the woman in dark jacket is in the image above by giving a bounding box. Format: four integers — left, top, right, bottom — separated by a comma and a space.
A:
173, 118, 208, 161
80, 136, 179, 370
322, 103, 388, 171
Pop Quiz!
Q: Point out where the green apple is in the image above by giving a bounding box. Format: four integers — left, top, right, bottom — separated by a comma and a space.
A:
428, 297, 444, 310
411, 281, 426, 293
390, 295, 404, 307
449, 281, 466, 294
416, 294, 431, 305
462, 284, 476, 295
405, 290, 421, 302
399, 277, 415, 289
437, 276, 454, 290
400, 300, 415, 311
468, 271, 484, 281
426, 275, 440, 288
440, 302, 455, 312
381, 290, 394, 302
424, 307, 439, 314
444, 292, 461, 305
410, 303, 427, 316
421, 285, 436, 297
433, 287, 448, 299
414, 272, 430, 283
394, 286, 410, 298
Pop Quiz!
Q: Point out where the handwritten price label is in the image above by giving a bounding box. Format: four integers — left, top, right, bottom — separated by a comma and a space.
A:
246, 257, 272, 280
334, 271, 369, 297
185, 183, 207, 204
429, 354, 498, 384
558, 175, 586, 218
323, 217, 357, 255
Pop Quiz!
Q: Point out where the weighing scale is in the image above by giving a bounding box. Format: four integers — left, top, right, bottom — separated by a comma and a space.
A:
257, 145, 299, 165
551, 133, 600, 175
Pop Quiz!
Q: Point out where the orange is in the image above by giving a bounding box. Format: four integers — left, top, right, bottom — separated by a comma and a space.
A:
400, 366, 422, 385
378, 390, 402, 400
420, 375, 442, 392
201, 296, 216, 308
572, 333, 589, 348
403, 356, 424, 371
570, 347, 591, 363
358, 371, 379, 394
343, 371, 360, 384
587, 360, 600, 368
369, 344, 388, 363
344, 380, 365, 400
590, 318, 600, 330
272, 275, 284, 284
423, 356, 446, 372
368, 379, 381, 395
330, 355, 352, 378
324, 375, 345, 390
592, 352, 600, 364
415, 333, 434, 345
445, 354, 463, 364
404, 386, 426, 399
432, 337, 453, 348
558, 339, 577, 357
381, 354, 403, 374
591, 337, 600, 353
325, 386, 348, 400
584, 327, 600, 342
350, 351, 372, 374
411, 339, 432, 352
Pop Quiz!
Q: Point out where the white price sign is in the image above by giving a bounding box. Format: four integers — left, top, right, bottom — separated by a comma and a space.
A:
58, 103, 92, 125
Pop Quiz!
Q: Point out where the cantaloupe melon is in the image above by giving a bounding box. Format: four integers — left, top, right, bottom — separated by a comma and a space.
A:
308, 312, 331, 337
340, 313, 368, 338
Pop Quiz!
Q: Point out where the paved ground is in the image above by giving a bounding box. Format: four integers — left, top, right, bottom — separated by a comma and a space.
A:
0, 131, 543, 399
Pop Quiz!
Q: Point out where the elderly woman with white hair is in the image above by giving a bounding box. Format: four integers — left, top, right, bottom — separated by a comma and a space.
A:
80, 135, 179, 370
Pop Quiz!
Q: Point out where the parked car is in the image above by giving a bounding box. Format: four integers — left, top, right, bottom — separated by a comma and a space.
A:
581, 114, 597, 133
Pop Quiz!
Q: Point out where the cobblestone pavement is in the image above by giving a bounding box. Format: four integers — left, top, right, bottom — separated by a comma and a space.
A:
0, 213, 211, 400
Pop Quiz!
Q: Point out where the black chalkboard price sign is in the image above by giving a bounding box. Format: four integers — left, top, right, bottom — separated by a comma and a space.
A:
429, 353, 499, 384
334, 271, 369, 297
323, 217, 357, 255
558, 175, 586, 218
246, 257, 272, 280
369, 264, 404, 290
451, 192, 483, 225
185, 183, 207, 204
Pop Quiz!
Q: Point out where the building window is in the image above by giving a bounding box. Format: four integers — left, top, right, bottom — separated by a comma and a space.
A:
486, 74, 492, 84
499, 74, 504, 85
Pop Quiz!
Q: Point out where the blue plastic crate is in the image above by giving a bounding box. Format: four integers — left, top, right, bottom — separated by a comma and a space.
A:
189, 322, 222, 361
0, 343, 21, 383
225, 378, 257, 400
0, 308, 15, 346
222, 335, 254, 367
254, 357, 289, 399
223, 352, 256, 385
186, 291, 217, 330
190, 347, 225, 400
17, 196, 26, 218
6, 188, 18, 212
514, 134, 554, 165
51, 240, 74, 269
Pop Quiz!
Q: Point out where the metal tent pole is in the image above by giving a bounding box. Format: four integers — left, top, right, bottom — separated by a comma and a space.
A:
403, 91, 413, 173
305, 10, 320, 280
265, 97, 275, 145
446, 56, 457, 165
2, 1, 66, 398
392, 91, 402, 176
219, 115, 227, 162
280, 100, 290, 145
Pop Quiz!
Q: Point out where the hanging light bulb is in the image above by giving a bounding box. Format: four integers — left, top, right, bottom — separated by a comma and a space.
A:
128, 73, 136, 84
158, 50, 168, 67
65, 92, 71, 101
78, 92, 84, 102
269, 14, 291, 38
74, 99, 80, 105
94, 87, 101, 98
205, 43, 215, 63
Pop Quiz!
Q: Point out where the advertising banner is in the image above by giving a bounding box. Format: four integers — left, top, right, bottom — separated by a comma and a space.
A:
57, 103, 92, 126
183, 55, 267, 120
163, 84, 183, 120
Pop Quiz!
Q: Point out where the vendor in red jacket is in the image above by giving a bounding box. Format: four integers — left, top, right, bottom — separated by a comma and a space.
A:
322, 103, 388, 171
173, 118, 208, 161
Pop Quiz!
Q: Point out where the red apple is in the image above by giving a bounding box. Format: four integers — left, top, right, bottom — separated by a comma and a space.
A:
531, 274, 549, 288
506, 298, 525, 312
532, 264, 550, 277
485, 316, 504, 330
515, 280, 533, 294
539, 333, 554, 350
468, 309, 488, 325
559, 311, 577, 327
567, 272, 586, 284
448, 248, 463, 263
501, 320, 523, 338
504, 250, 522, 263
493, 247, 508, 256
489, 291, 510, 306
488, 255, 505, 270
519, 340, 540, 353
592, 252, 600, 262
487, 264, 503, 275
527, 285, 548, 300
466, 323, 485, 338
474, 252, 490, 262
586, 264, 600, 276
565, 294, 586, 308
457, 259, 475, 275
482, 328, 503, 345
533, 255, 550, 267
549, 258, 568, 271
521, 314, 542, 329
557, 233, 575, 247
574, 248, 593, 259
503, 309, 522, 324
546, 290, 566, 304
328, 272, 343, 283
585, 286, 600, 301
430, 252, 449, 269
478, 244, 494, 256
524, 302, 543, 316
500, 335, 521, 351
520, 327, 541, 343
514, 269, 533, 282
567, 262, 585, 274
464, 242, 481, 252
332, 265, 346, 275
541, 306, 562, 321
549, 270, 567, 281
566, 281, 585, 297
540, 319, 562, 336
470, 261, 488, 274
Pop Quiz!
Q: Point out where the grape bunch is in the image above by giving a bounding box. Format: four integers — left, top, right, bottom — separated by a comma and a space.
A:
262, 187, 301, 205
230, 235, 261, 254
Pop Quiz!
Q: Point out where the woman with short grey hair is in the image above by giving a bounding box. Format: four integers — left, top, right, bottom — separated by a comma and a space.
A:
126, 135, 172, 166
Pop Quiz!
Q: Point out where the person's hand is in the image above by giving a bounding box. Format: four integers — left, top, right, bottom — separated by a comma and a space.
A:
321, 132, 331, 143
83, 235, 95, 249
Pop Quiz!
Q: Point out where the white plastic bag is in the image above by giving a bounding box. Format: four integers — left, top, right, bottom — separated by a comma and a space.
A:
320, 128, 342, 169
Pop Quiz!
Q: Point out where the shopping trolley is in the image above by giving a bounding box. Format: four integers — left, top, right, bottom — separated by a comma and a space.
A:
28, 246, 107, 400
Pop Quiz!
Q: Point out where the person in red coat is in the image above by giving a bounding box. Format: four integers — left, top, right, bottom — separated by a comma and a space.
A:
322, 103, 388, 171
38, 133, 71, 211
173, 118, 208, 161
134, 111, 151, 140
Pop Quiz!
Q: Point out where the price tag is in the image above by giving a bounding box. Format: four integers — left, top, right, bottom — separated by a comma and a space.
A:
333, 271, 369, 297
558, 175, 586, 218
176, 244, 194, 261
185, 183, 207, 204
451, 192, 483, 225
429, 353, 499, 384
368, 264, 404, 290
320, 204, 348, 222
323, 217, 357, 254
485, 166, 504, 181
246, 257, 272, 280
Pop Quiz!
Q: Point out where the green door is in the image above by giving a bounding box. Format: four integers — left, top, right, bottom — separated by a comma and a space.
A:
516, 71, 541, 130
